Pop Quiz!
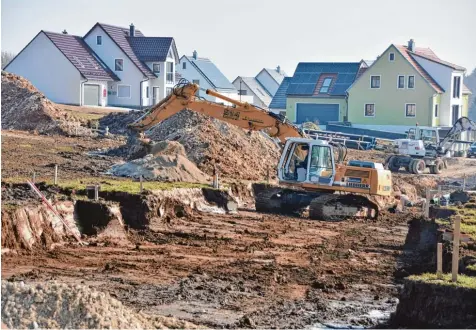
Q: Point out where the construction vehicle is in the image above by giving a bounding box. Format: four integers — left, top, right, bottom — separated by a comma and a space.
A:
129, 80, 392, 221
385, 117, 476, 174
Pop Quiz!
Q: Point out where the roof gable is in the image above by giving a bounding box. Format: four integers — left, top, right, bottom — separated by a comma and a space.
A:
44, 31, 118, 81
85, 23, 156, 78
257, 68, 287, 85
127, 37, 179, 64
183, 55, 235, 91
235, 76, 272, 105
409, 51, 466, 71
287, 62, 361, 96
269, 77, 291, 109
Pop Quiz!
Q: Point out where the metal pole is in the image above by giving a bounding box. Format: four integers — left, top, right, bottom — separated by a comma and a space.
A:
452, 215, 461, 282
462, 175, 466, 191
54, 165, 58, 185
140, 175, 143, 193
94, 184, 99, 201
32, 172, 36, 183
424, 188, 430, 218
437, 243, 443, 279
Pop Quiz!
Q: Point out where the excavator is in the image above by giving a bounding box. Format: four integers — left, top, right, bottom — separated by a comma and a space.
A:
129, 80, 392, 221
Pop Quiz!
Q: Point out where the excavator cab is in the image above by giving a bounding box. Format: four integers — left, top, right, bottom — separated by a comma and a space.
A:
279, 138, 335, 186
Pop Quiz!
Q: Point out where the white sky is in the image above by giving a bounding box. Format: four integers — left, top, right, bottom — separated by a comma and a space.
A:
2, 0, 475, 80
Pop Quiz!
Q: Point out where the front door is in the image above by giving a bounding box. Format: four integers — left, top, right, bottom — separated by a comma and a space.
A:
152, 87, 160, 104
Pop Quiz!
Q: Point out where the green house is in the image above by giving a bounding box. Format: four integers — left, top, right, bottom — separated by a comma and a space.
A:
347, 39, 471, 133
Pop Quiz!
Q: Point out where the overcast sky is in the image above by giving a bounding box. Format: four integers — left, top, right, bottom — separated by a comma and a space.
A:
2, 0, 475, 80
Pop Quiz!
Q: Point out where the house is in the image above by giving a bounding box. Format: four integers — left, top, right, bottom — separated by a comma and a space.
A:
269, 77, 292, 115
5, 23, 179, 108
176, 51, 246, 105
232, 66, 287, 108
285, 61, 367, 126
347, 39, 471, 133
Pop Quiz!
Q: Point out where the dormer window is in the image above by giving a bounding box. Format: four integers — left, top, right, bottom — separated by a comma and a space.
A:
319, 78, 333, 93
115, 59, 123, 72
389, 52, 395, 61
153, 63, 160, 73
96, 36, 102, 45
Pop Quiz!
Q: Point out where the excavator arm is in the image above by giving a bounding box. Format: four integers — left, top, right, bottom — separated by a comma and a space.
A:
437, 116, 476, 154
128, 80, 304, 143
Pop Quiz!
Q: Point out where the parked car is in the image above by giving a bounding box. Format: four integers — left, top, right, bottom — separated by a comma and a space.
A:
468, 142, 476, 158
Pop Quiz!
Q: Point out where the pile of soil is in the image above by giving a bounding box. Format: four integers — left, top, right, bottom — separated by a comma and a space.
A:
1, 280, 196, 329
1, 72, 91, 135
146, 110, 281, 181
110, 141, 209, 183
99, 110, 145, 135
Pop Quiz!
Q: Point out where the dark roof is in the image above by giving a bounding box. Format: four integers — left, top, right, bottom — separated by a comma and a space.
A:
88, 23, 156, 79
184, 55, 236, 91
395, 45, 444, 93
127, 37, 174, 62
43, 31, 118, 81
269, 77, 291, 109
287, 62, 361, 96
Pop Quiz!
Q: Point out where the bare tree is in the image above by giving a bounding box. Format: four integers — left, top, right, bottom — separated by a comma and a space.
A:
1, 51, 16, 69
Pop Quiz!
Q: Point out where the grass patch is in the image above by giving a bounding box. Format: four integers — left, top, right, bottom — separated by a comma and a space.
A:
461, 223, 476, 240
55, 146, 75, 153
409, 273, 476, 289
62, 109, 105, 121
468, 264, 476, 272
18, 144, 33, 148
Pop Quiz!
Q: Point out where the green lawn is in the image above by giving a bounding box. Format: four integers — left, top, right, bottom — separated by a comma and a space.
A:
409, 273, 476, 289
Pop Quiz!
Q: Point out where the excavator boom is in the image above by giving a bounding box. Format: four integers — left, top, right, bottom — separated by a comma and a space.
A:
129, 80, 304, 143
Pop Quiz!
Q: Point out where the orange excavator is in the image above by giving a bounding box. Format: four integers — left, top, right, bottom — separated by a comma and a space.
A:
129, 80, 392, 221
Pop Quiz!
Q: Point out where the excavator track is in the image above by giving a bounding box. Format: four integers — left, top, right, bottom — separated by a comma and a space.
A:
254, 188, 319, 215
309, 194, 378, 222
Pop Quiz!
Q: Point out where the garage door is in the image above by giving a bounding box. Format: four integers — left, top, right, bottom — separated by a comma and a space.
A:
84, 84, 100, 106
296, 103, 339, 125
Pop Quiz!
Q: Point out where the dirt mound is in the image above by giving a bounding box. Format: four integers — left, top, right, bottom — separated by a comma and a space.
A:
99, 110, 145, 135
145, 110, 280, 181
1, 72, 91, 135
110, 153, 209, 183
1, 280, 197, 329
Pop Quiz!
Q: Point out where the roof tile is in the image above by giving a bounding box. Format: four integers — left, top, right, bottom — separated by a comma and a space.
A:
127, 37, 173, 62
269, 77, 291, 109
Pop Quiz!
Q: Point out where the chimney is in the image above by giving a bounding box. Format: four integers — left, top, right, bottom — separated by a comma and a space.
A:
276, 65, 281, 73
193, 50, 198, 60
129, 23, 135, 37
62, 30, 68, 34
408, 39, 415, 52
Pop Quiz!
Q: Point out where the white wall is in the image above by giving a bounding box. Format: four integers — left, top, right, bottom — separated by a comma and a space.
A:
177, 56, 216, 101
232, 77, 268, 108
84, 26, 144, 107
256, 70, 279, 96
450, 72, 464, 124
5, 32, 81, 105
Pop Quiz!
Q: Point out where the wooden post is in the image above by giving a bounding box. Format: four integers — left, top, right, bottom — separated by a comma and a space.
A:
105, 126, 109, 136
32, 172, 36, 183
140, 175, 143, 193
437, 243, 443, 279
94, 185, 99, 201
462, 175, 466, 191
54, 165, 58, 185
452, 215, 461, 282
424, 188, 430, 218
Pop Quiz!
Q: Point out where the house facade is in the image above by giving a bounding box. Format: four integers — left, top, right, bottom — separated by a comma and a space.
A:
5, 23, 178, 109
232, 66, 287, 108
285, 62, 366, 126
176, 51, 247, 106
347, 39, 471, 132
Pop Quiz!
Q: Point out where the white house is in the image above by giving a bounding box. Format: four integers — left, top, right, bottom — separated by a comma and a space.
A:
5, 23, 179, 109
232, 66, 287, 108
176, 51, 250, 106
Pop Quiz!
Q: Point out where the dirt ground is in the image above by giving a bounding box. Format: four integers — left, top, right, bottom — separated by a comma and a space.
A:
3, 130, 476, 328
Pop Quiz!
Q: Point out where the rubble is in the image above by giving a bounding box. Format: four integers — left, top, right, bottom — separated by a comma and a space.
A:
1, 71, 92, 136
1, 280, 197, 329
99, 110, 145, 135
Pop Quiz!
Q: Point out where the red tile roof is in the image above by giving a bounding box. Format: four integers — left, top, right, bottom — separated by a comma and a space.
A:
411, 48, 466, 71
395, 45, 444, 93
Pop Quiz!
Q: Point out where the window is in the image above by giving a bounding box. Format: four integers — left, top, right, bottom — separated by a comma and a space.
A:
182, 62, 186, 69
166, 62, 174, 83
238, 89, 247, 95
370, 75, 380, 88
398, 75, 405, 89
452, 105, 460, 123
408, 75, 415, 89
319, 78, 333, 93
117, 85, 131, 98
453, 76, 461, 98
364, 104, 375, 117
405, 104, 416, 117
166, 87, 173, 96
96, 36, 102, 45
152, 63, 160, 73
434, 104, 439, 117
115, 59, 123, 71
389, 53, 395, 61
146, 86, 149, 98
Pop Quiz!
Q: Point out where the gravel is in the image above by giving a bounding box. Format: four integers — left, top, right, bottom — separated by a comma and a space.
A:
1, 280, 197, 329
